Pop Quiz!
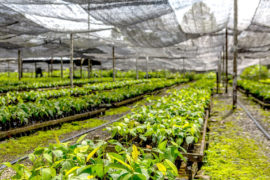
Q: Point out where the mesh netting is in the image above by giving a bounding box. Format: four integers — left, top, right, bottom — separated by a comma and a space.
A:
0, 0, 270, 72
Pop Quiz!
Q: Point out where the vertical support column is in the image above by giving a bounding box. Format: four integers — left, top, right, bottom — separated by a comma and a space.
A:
225, 28, 228, 94
61, 57, 63, 79
232, 0, 238, 109
88, 59, 91, 79
136, 57, 138, 80
146, 56, 149, 79
182, 59, 185, 77
112, 46, 116, 81
34, 62, 37, 78
80, 58, 83, 78
100, 64, 103, 78
47, 63, 50, 77
51, 58, 53, 77
21, 59, 23, 78
259, 59, 262, 80
222, 48, 225, 88
70, 33, 74, 87
18, 50, 21, 80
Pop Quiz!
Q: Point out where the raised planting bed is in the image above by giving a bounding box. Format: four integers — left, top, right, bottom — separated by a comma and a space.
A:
238, 86, 270, 109
237, 80, 270, 106
0, 79, 187, 139
0, 79, 151, 106
3, 78, 215, 180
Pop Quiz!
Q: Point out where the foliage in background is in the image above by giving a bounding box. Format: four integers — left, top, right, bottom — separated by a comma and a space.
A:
240, 65, 269, 80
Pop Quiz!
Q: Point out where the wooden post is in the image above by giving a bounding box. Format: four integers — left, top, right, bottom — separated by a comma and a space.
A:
80, 58, 83, 78
18, 50, 21, 80
61, 57, 63, 78
232, 0, 238, 109
146, 56, 149, 79
112, 46, 115, 81
70, 33, 74, 87
34, 62, 37, 78
225, 28, 228, 94
136, 57, 138, 80
88, 59, 91, 79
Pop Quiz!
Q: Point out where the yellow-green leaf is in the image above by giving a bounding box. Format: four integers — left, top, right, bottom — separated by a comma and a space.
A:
86, 146, 100, 162
165, 159, 178, 176
54, 133, 61, 144
109, 154, 134, 171
76, 134, 88, 144
132, 145, 139, 162
65, 166, 80, 176
156, 163, 166, 175
88, 175, 95, 179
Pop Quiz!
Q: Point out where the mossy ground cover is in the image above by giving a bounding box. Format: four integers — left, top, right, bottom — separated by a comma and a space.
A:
202, 98, 270, 179
0, 118, 106, 162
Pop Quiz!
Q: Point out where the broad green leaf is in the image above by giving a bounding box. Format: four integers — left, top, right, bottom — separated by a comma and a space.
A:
65, 166, 80, 176
185, 136, 194, 145
132, 145, 139, 162
156, 163, 166, 175
109, 154, 134, 172
86, 146, 100, 162
158, 140, 167, 151
165, 159, 178, 176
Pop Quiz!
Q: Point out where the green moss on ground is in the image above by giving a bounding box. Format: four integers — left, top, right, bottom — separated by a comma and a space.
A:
202, 99, 270, 180
105, 106, 131, 116
0, 118, 106, 162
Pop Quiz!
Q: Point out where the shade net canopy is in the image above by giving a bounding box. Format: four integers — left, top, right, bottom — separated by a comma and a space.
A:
0, 0, 270, 72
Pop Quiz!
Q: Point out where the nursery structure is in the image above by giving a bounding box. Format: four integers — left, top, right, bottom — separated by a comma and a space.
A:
0, 0, 269, 179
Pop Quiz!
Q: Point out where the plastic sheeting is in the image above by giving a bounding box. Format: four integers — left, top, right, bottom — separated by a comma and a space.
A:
0, 0, 269, 72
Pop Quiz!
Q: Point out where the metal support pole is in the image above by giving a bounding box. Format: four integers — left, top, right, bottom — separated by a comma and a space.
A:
21, 59, 23, 78
222, 48, 225, 88
232, 0, 238, 109
146, 56, 149, 79
182, 59, 185, 77
136, 57, 138, 80
18, 50, 21, 80
70, 33, 74, 87
112, 46, 115, 81
225, 28, 228, 94
259, 59, 262, 80
88, 59, 91, 79
80, 58, 83, 78
34, 62, 37, 78
61, 57, 63, 78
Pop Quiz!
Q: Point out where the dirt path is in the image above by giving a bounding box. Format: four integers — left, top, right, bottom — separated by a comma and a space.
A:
200, 89, 270, 179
